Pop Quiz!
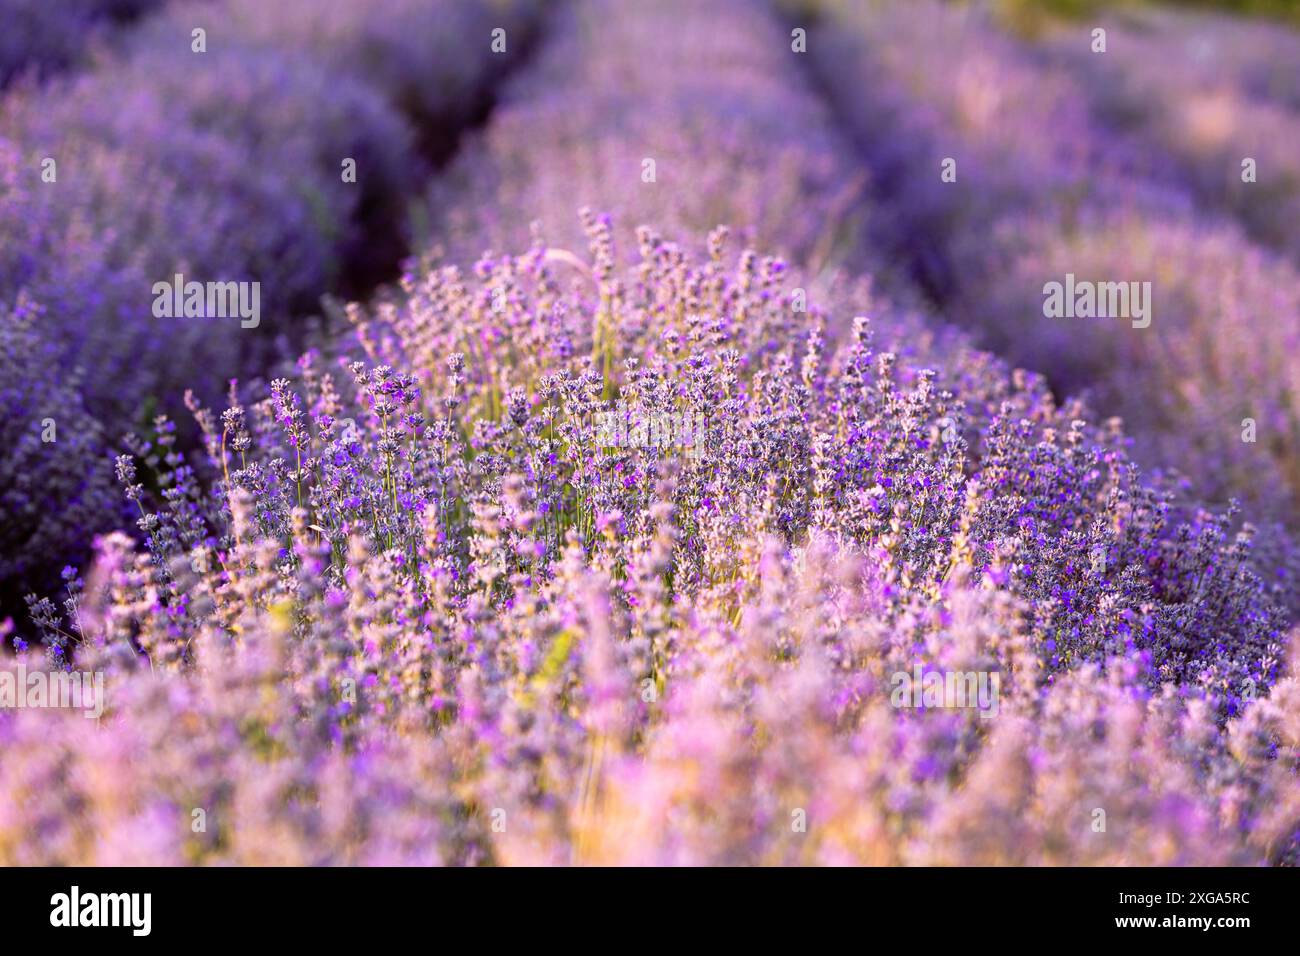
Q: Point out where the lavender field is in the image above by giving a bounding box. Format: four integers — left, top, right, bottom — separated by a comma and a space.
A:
0, 0, 1298, 870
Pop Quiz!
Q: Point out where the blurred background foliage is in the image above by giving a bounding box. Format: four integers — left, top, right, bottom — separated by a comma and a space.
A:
994, 0, 1300, 31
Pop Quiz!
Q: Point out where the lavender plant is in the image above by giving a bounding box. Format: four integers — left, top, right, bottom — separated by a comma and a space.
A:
0, 0, 168, 89
5, 219, 1293, 865
167, 0, 542, 147
0, 295, 117, 609
974, 208, 1300, 524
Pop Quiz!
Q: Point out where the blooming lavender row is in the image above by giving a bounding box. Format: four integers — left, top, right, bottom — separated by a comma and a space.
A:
0, 0, 168, 89
2, 0, 541, 421
4, 0, 1296, 870
0, 295, 117, 598
789, 0, 1174, 301
794, 0, 1300, 527
4, 215, 1294, 864
419, 0, 881, 281
0, 0, 542, 608
160, 0, 541, 147
1064, 5, 1300, 113
1036, 7, 1300, 266
975, 208, 1300, 526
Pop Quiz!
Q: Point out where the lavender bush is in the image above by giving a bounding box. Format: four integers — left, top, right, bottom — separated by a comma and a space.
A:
2, 53, 412, 412
788, 0, 1169, 300
173, 0, 542, 148
975, 208, 1300, 524
3, 220, 1294, 864
0, 295, 117, 605
2, 0, 543, 421
0, 0, 168, 89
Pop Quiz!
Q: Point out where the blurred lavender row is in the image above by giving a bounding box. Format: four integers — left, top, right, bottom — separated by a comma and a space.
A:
1038, 5, 1300, 261
0, 0, 168, 89
793, 0, 1300, 528
418, 0, 880, 282
0, 0, 543, 607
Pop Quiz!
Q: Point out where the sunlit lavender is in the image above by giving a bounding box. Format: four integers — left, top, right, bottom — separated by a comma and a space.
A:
1, 0, 1297, 867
